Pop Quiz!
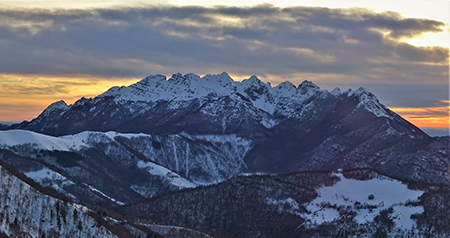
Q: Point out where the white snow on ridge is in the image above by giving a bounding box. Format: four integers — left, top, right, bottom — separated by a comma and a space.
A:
0, 130, 88, 151
100, 72, 325, 116
103, 131, 152, 140
137, 161, 197, 188
347, 87, 393, 119
0, 130, 156, 152
61, 130, 153, 142
305, 172, 424, 229
84, 183, 124, 205
38, 72, 392, 122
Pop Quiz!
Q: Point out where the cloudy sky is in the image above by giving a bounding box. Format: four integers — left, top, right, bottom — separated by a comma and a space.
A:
0, 1, 448, 135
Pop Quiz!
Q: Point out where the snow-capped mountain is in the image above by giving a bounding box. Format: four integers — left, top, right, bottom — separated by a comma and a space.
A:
1, 72, 449, 237
4, 73, 449, 185
10, 72, 407, 136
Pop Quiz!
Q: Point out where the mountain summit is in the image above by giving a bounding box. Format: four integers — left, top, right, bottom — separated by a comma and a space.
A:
11, 72, 404, 135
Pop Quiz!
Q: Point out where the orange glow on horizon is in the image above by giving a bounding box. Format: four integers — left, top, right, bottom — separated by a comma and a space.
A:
390, 106, 450, 128
0, 74, 139, 122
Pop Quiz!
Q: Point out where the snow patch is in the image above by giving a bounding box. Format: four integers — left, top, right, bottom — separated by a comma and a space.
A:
103, 131, 152, 140
137, 161, 197, 188
85, 183, 124, 205
260, 118, 278, 128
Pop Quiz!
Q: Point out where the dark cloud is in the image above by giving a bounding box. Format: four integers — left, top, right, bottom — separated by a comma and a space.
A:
0, 5, 447, 109
394, 44, 448, 63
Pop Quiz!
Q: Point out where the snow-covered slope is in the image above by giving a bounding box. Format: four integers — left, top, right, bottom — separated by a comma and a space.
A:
265, 170, 427, 232
0, 162, 192, 238
0, 129, 252, 204
303, 171, 424, 230
0, 129, 87, 151
0, 164, 119, 238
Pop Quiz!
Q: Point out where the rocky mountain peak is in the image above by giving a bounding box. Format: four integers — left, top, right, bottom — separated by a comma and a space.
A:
276, 81, 296, 90
346, 87, 392, 119
99, 73, 329, 107
330, 87, 342, 96
41, 100, 67, 115
142, 74, 167, 83
203, 71, 233, 82
297, 80, 320, 94
168, 73, 188, 84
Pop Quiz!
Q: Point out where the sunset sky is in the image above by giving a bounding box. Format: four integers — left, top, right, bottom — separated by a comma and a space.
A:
0, 1, 448, 136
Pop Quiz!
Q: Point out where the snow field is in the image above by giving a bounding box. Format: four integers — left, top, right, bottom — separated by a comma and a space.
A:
305, 172, 424, 229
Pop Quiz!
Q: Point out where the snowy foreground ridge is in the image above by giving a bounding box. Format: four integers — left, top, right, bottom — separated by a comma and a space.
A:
0, 165, 118, 238
0, 164, 215, 238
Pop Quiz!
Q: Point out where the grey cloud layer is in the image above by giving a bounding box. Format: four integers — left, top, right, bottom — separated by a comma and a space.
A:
0, 5, 448, 107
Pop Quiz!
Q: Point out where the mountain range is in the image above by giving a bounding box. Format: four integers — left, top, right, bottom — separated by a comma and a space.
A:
0, 72, 449, 237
